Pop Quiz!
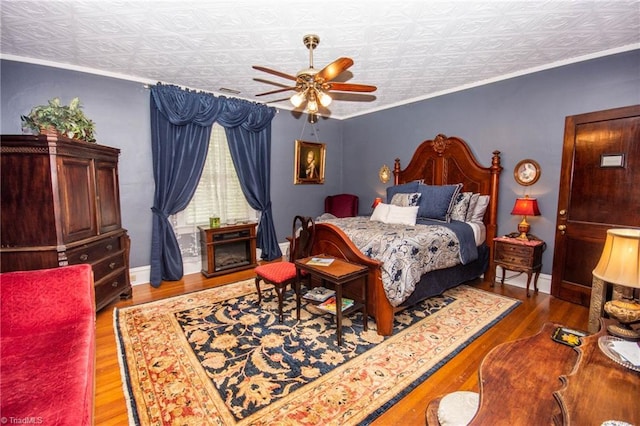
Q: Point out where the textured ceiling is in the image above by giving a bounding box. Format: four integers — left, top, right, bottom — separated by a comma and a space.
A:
1, 0, 639, 119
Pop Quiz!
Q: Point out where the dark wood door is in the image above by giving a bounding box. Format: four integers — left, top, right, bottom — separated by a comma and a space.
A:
551, 105, 640, 306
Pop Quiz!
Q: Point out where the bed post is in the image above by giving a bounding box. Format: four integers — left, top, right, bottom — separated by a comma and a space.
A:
393, 158, 401, 185
485, 150, 502, 285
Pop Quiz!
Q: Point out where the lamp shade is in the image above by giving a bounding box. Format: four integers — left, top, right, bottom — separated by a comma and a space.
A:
372, 197, 383, 208
593, 228, 640, 289
511, 196, 541, 216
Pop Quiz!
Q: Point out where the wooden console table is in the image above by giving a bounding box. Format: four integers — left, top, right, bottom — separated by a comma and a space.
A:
466, 320, 639, 425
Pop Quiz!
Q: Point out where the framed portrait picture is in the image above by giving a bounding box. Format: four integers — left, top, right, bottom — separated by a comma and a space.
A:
294, 140, 326, 184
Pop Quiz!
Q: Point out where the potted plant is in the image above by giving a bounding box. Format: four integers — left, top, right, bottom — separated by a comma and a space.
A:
21, 97, 96, 143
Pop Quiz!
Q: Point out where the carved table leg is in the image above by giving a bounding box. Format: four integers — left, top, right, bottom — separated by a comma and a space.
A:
533, 270, 541, 294
525, 272, 532, 297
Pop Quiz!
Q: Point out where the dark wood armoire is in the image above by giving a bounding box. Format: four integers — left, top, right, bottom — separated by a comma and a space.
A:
1, 133, 132, 310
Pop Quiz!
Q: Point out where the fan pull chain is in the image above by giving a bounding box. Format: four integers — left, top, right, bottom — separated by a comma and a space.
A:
299, 116, 320, 143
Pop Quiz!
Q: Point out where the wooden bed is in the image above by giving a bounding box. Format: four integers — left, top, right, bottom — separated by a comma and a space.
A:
311, 134, 502, 336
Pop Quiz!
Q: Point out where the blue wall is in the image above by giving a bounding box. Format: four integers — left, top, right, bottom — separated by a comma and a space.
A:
2, 49, 639, 274
0, 60, 343, 267
343, 50, 640, 274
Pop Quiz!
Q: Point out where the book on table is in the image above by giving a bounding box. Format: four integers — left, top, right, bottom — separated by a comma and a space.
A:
316, 296, 354, 313
303, 286, 335, 302
306, 257, 335, 266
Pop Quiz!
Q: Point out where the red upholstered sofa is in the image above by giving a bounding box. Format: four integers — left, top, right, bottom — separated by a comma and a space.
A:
1, 264, 96, 425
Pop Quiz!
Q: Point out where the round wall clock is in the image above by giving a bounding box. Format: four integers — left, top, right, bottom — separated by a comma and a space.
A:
514, 159, 541, 186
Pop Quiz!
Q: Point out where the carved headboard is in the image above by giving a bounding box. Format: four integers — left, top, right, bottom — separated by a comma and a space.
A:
393, 134, 502, 282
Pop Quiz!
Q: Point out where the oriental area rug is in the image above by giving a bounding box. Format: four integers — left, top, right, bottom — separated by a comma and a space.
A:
114, 279, 519, 425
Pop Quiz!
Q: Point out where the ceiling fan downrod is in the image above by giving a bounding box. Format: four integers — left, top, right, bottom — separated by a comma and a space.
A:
303, 34, 319, 70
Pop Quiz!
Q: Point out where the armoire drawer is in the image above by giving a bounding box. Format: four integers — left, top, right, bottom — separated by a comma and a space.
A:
95, 270, 128, 307
92, 252, 126, 281
67, 236, 122, 264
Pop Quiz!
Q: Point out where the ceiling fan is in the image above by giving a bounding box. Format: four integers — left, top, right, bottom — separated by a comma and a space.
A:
253, 34, 377, 118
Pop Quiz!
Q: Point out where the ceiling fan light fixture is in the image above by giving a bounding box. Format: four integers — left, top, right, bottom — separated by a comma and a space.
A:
306, 98, 318, 113
254, 34, 377, 115
317, 90, 332, 107
290, 91, 306, 108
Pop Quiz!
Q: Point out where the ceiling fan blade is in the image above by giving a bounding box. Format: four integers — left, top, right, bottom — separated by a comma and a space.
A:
330, 92, 377, 102
316, 57, 354, 82
253, 78, 292, 88
252, 66, 297, 81
265, 97, 291, 104
326, 82, 377, 92
255, 87, 297, 96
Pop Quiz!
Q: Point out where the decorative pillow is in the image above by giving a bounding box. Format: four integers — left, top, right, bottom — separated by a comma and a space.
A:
450, 191, 473, 222
385, 181, 419, 204
370, 203, 391, 222
390, 192, 421, 207
416, 183, 463, 222
437, 391, 480, 426
385, 205, 419, 226
469, 195, 490, 222
465, 193, 481, 222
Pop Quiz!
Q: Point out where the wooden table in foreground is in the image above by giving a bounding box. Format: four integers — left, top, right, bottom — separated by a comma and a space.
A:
468, 320, 639, 425
294, 255, 368, 346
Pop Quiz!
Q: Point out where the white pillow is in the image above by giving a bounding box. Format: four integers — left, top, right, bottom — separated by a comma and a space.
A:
370, 203, 391, 222
470, 195, 490, 222
385, 204, 419, 226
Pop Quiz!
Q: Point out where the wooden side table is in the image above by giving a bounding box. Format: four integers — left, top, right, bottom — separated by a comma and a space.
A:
493, 235, 546, 296
294, 255, 369, 346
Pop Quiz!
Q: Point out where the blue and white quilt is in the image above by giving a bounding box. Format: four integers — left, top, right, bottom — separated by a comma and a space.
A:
316, 216, 478, 307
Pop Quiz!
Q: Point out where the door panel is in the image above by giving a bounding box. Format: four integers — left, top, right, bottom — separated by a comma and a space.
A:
95, 159, 122, 233
58, 155, 97, 242
552, 105, 640, 306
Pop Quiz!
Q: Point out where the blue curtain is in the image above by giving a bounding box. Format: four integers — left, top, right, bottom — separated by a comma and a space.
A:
220, 98, 280, 262
149, 84, 278, 287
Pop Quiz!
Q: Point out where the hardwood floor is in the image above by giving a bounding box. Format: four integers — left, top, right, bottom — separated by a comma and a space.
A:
94, 270, 589, 425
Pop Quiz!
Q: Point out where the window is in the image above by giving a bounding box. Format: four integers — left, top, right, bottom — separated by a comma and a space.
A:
172, 124, 256, 260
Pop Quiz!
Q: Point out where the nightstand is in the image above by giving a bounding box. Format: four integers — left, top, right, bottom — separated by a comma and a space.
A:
493, 235, 546, 297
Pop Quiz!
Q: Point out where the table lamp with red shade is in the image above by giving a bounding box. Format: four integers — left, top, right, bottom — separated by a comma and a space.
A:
510, 195, 541, 240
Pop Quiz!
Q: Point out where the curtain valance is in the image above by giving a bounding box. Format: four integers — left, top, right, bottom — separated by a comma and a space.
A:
150, 84, 275, 130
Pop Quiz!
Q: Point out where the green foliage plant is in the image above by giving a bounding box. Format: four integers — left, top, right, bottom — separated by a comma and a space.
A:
21, 97, 96, 142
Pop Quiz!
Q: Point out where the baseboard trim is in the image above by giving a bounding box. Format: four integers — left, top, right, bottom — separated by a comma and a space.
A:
129, 241, 290, 286
130, 248, 551, 294
493, 267, 551, 294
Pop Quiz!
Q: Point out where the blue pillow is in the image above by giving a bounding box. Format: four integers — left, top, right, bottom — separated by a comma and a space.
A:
386, 181, 419, 203
416, 184, 462, 222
